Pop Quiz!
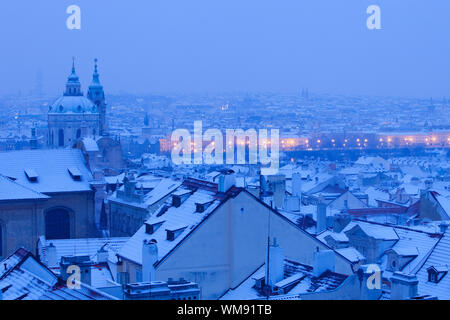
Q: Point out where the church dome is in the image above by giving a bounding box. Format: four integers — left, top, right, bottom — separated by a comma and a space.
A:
49, 95, 98, 114
48, 58, 99, 114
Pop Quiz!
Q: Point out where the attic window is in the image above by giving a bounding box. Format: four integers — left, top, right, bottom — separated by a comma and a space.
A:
195, 201, 213, 213
24, 169, 38, 182
427, 266, 448, 284
68, 167, 82, 181
166, 226, 187, 241
171, 191, 191, 208
145, 221, 164, 235
172, 195, 182, 208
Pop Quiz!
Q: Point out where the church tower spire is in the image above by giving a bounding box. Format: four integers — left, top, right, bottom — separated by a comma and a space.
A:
87, 58, 107, 135
64, 57, 82, 96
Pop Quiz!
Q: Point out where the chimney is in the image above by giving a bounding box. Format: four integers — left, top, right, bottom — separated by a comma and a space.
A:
45, 242, 58, 267
391, 272, 419, 300
265, 238, 284, 288
218, 171, 236, 193
292, 173, 302, 197
142, 239, 158, 282
313, 249, 334, 277
316, 201, 327, 234
97, 246, 109, 264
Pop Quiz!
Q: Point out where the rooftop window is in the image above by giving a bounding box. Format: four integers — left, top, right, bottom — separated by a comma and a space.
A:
166, 226, 187, 241
145, 221, 164, 235
24, 169, 38, 182
68, 167, 82, 181
427, 266, 448, 284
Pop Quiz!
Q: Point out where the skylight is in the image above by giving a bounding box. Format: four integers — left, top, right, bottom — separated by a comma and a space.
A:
24, 169, 38, 182
68, 167, 82, 181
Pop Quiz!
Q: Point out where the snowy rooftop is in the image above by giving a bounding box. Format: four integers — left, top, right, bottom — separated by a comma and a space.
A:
37, 236, 129, 268
0, 248, 116, 300
0, 175, 49, 201
118, 179, 242, 265
0, 149, 93, 194
221, 259, 348, 300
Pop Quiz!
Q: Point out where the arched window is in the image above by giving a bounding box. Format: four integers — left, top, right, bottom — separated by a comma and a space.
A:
45, 208, 70, 240
76, 129, 81, 139
58, 129, 64, 147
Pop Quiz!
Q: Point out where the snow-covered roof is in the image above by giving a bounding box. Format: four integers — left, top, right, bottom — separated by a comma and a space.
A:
344, 221, 399, 241
143, 179, 182, 207
416, 229, 450, 299
81, 137, 99, 152
0, 175, 49, 201
118, 182, 230, 265
37, 236, 129, 268
435, 195, 450, 217
0, 248, 117, 300
335, 248, 365, 263
221, 259, 348, 300
0, 149, 93, 194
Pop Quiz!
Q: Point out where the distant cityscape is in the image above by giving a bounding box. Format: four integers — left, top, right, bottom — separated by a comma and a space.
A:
0, 60, 449, 301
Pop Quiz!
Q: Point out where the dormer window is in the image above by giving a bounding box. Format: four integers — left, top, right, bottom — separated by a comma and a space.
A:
171, 190, 191, 208
145, 220, 164, 235
24, 169, 38, 182
68, 167, 82, 181
166, 226, 187, 241
195, 201, 213, 213
427, 266, 448, 284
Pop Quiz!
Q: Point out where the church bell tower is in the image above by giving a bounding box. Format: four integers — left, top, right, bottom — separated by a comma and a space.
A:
87, 59, 107, 135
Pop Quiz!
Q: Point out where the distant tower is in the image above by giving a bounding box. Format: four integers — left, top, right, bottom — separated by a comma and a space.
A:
65, 58, 83, 96
87, 59, 107, 135
48, 58, 100, 148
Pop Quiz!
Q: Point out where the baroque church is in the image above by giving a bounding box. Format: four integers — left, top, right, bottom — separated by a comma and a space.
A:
48, 59, 106, 148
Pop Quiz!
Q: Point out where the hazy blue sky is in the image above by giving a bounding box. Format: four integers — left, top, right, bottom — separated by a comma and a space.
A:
0, 0, 449, 97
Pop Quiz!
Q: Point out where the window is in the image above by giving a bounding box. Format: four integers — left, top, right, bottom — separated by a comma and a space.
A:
166, 226, 187, 241
136, 270, 142, 283
427, 266, 448, 284
391, 260, 397, 269
428, 272, 437, 283
76, 129, 81, 139
45, 208, 70, 240
58, 129, 65, 147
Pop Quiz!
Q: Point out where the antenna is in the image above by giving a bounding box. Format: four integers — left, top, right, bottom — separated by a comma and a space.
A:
266, 200, 273, 300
